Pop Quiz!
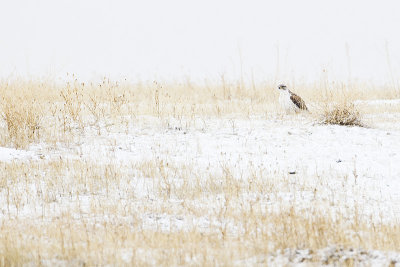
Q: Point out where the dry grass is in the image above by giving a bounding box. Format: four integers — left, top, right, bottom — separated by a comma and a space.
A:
0, 159, 399, 266
0, 77, 399, 265
321, 102, 363, 126
0, 77, 397, 149
1, 99, 43, 149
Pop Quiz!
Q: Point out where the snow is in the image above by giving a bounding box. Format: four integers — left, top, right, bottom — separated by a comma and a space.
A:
2, 115, 399, 221
354, 99, 400, 106
239, 247, 400, 266
0, 146, 38, 161
1, 99, 400, 265
64, 116, 400, 218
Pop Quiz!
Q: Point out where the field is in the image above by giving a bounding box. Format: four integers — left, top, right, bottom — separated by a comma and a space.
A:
0, 77, 400, 266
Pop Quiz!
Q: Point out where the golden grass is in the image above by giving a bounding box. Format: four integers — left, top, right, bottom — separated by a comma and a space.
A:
0, 77, 399, 265
1, 99, 42, 149
0, 159, 399, 266
0, 77, 397, 149
1, 212, 398, 266
321, 102, 363, 126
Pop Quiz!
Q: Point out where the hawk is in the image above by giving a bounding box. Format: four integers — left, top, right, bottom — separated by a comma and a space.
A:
277, 84, 308, 113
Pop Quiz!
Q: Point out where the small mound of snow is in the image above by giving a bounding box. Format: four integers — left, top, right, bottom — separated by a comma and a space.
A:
0, 146, 37, 162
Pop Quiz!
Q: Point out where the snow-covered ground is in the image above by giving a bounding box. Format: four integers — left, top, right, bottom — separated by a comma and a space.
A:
1, 106, 400, 265
5, 115, 400, 217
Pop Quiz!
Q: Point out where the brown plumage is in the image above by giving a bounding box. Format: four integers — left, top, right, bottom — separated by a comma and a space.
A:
278, 84, 309, 113
290, 92, 308, 111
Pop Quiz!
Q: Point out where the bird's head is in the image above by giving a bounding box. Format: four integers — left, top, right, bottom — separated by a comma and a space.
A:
277, 84, 287, 91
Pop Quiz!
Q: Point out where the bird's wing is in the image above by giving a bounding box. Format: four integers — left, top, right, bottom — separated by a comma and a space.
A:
290, 93, 308, 110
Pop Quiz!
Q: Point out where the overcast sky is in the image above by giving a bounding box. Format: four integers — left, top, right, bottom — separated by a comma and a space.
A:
1, 0, 400, 84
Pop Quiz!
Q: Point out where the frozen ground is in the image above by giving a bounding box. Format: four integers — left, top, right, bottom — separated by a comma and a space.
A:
1, 107, 400, 265
12, 115, 400, 217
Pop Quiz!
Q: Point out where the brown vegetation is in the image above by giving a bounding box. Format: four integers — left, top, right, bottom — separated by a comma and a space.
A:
0, 77, 398, 265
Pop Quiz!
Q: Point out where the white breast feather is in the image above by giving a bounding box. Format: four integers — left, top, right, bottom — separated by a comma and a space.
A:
279, 90, 298, 113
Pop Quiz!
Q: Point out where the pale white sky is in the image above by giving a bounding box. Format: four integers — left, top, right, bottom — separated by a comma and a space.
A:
1, 0, 400, 83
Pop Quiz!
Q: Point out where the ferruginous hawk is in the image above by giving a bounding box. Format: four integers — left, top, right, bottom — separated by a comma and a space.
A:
277, 84, 308, 113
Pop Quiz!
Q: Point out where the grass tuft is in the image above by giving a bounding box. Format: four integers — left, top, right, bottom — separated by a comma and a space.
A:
1, 98, 43, 149
321, 102, 363, 126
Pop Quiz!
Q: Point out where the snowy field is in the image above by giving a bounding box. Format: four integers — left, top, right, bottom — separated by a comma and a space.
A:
0, 83, 400, 266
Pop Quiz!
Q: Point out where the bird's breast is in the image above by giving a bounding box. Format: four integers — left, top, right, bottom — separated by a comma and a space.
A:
279, 91, 297, 112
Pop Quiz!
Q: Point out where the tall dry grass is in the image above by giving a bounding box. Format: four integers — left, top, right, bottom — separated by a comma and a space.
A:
0, 77, 397, 148
0, 77, 399, 265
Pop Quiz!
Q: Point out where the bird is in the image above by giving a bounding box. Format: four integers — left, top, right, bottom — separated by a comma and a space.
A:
277, 84, 308, 113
